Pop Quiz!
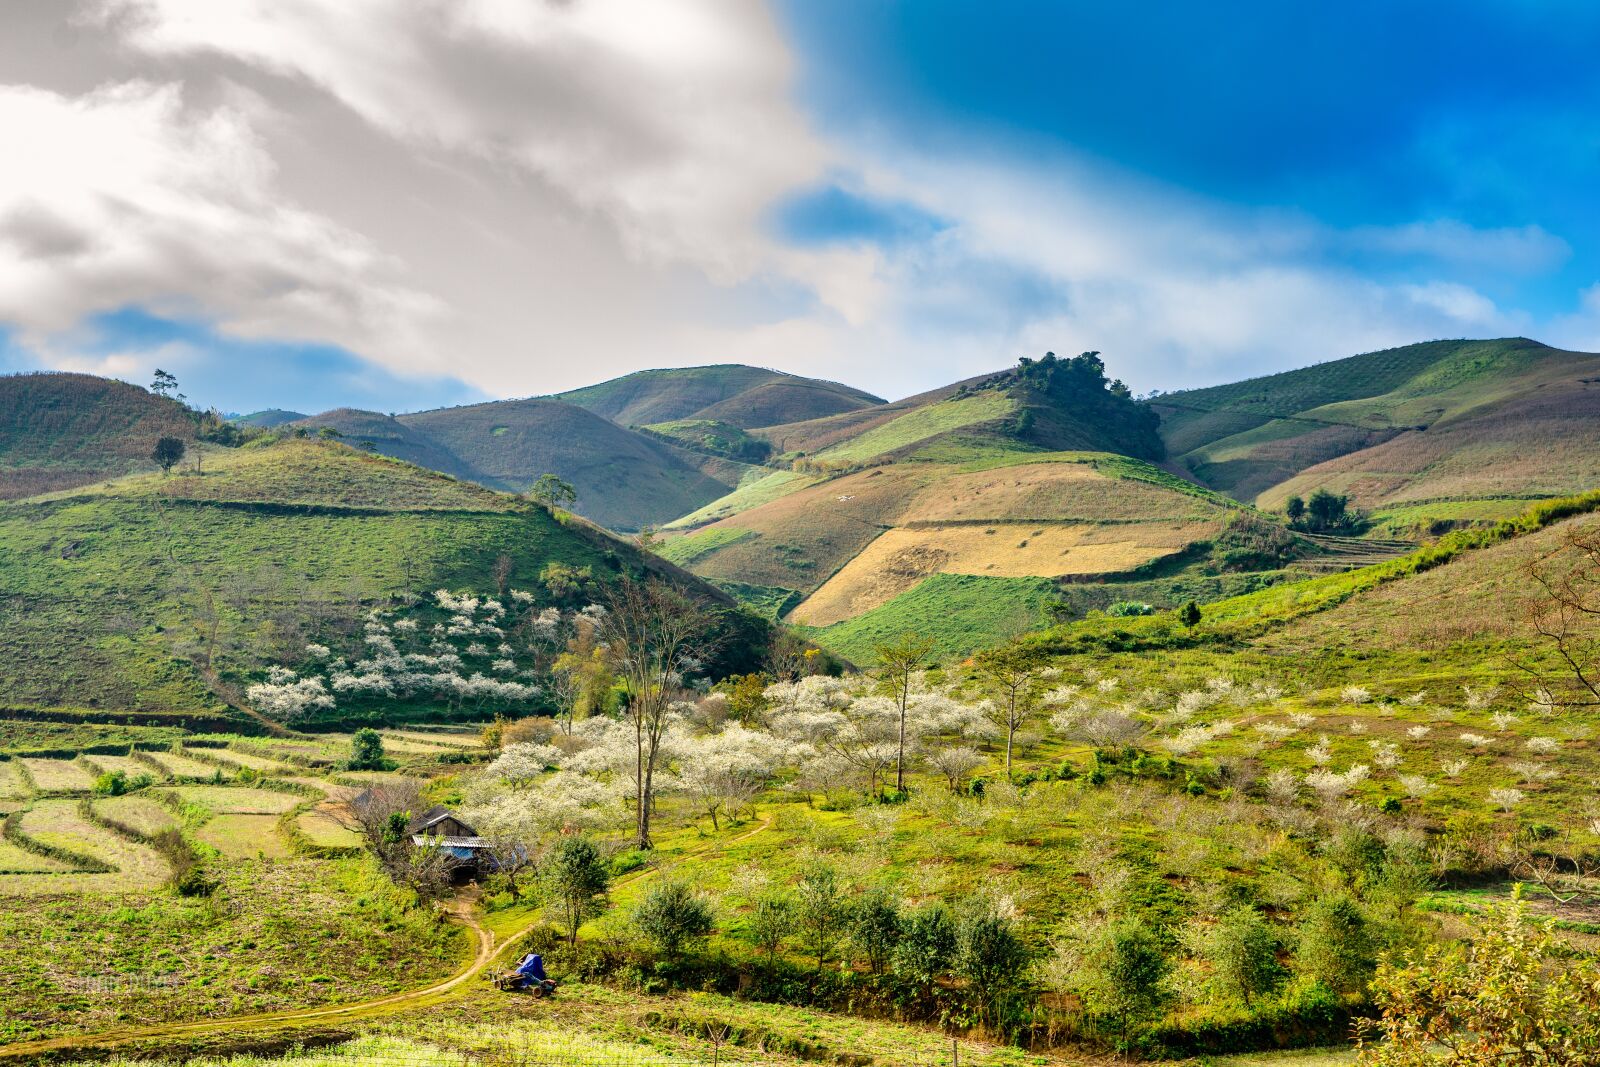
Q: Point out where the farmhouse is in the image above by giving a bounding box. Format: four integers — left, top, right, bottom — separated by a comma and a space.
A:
407, 805, 490, 865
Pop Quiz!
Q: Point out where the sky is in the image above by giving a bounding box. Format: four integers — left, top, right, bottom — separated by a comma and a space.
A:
1, 1, 1598, 414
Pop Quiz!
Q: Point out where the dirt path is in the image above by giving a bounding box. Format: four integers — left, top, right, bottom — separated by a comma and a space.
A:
0, 816, 773, 1060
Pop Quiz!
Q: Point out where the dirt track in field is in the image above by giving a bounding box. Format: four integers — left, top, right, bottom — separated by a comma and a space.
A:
0, 817, 773, 1061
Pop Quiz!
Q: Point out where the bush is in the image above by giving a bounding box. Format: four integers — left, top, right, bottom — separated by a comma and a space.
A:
1202, 905, 1285, 1006
92, 770, 128, 796
1079, 918, 1172, 1040
151, 829, 215, 897
744, 889, 798, 964
632, 880, 714, 960
346, 728, 390, 771
1295, 895, 1375, 994
848, 887, 901, 974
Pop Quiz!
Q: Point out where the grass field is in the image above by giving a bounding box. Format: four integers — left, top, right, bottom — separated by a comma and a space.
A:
0, 856, 461, 1044
802, 573, 1061, 661
295, 808, 362, 850
663, 469, 822, 530
0, 719, 187, 756
82, 753, 165, 779
815, 392, 1016, 464
197, 814, 293, 859
9, 798, 167, 891
166, 787, 302, 816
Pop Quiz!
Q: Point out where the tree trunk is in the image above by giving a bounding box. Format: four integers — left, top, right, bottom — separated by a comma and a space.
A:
895, 688, 908, 791
1005, 725, 1015, 781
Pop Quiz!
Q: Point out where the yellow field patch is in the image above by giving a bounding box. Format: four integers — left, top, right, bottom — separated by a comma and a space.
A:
165, 786, 301, 815
198, 813, 292, 859
297, 808, 362, 850
202, 748, 297, 774
18, 758, 96, 792
1, 798, 167, 894
93, 795, 179, 837
80, 754, 159, 780
0, 839, 69, 874
141, 751, 230, 779
0, 760, 32, 800
901, 461, 1214, 523
791, 520, 1212, 626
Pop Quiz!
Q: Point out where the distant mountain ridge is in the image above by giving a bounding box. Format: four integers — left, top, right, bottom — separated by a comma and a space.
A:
553, 364, 883, 428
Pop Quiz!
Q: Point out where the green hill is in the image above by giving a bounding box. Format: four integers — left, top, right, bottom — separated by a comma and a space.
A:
0, 437, 762, 722
1150, 338, 1600, 526
661, 355, 1277, 656
554, 364, 883, 428
0, 373, 200, 500
232, 409, 306, 429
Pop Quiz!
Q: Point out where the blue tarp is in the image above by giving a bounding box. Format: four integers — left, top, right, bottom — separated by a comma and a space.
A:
515, 953, 547, 981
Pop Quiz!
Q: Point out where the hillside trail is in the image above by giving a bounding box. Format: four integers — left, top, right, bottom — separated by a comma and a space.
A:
0, 815, 774, 1060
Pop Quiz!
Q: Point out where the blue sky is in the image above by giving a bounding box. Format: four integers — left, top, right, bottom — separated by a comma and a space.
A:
2, 1, 1598, 412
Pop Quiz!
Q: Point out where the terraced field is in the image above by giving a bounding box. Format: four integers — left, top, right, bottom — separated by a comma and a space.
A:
17, 758, 96, 792
0, 761, 32, 800
295, 807, 362, 850
197, 814, 292, 859
165, 787, 301, 816
198, 748, 297, 774
4, 798, 167, 893
81, 754, 163, 780
140, 751, 230, 779
92, 796, 178, 837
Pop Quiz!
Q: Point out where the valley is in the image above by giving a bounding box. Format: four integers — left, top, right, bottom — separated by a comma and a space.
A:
2, 339, 1599, 1067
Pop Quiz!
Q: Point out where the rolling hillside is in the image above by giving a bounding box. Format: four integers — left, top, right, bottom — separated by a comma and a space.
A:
1151, 338, 1600, 529
554, 364, 883, 428
659, 354, 1289, 657
0, 373, 199, 500
293, 400, 738, 531
0, 436, 760, 720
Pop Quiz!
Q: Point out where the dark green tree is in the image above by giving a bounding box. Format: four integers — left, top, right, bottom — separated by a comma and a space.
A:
632, 879, 714, 959
892, 902, 957, 996
1306, 488, 1348, 532
542, 835, 611, 952
1285, 495, 1306, 523
848, 887, 902, 974
528, 473, 578, 510
151, 436, 186, 474
795, 862, 847, 971
1203, 905, 1285, 1005
1295, 894, 1376, 993
347, 728, 387, 770
1081, 918, 1173, 1039
150, 368, 182, 400
954, 901, 1029, 1026
1179, 600, 1202, 628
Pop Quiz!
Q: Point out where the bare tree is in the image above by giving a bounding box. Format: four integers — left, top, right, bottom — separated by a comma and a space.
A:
342, 781, 457, 900
491, 553, 515, 598
975, 645, 1041, 781
601, 576, 716, 850
1519, 527, 1600, 709
874, 632, 936, 791
928, 745, 985, 793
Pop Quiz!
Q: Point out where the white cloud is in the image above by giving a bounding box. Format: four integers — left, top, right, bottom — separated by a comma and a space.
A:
90, 0, 830, 283
0, 79, 441, 369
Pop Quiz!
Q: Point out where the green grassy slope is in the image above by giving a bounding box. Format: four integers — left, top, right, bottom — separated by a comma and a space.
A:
232, 409, 306, 429
0, 373, 199, 500
0, 438, 740, 718
554, 364, 882, 428
1151, 338, 1600, 510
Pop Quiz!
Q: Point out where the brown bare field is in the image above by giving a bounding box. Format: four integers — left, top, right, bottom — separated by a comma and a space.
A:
900, 461, 1216, 523
792, 520, 1214, 625
18, 758, 96, 792
1260, 388, 1600, 509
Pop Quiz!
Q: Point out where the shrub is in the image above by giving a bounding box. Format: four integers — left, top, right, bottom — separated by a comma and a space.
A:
92, 770, 128, 796
744, 889, 798, 964
1296, 895, 1376, 994
632, 880, 715, 960
893, 902, 957, 996
346, 727, 390, 771
795, 862, 848, 971
954, 900, 1029, 1026
1080, 918, 1173, 1039
1201, 905, 1285, 1006
848, 887, 901, 974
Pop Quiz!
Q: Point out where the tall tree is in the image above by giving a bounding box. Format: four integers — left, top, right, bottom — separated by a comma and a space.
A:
542, 835, 611, 952
602, 576, 715, 849
874, 632, 936, 791
528, 473, 578, 510
974, 644, 1041, 781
